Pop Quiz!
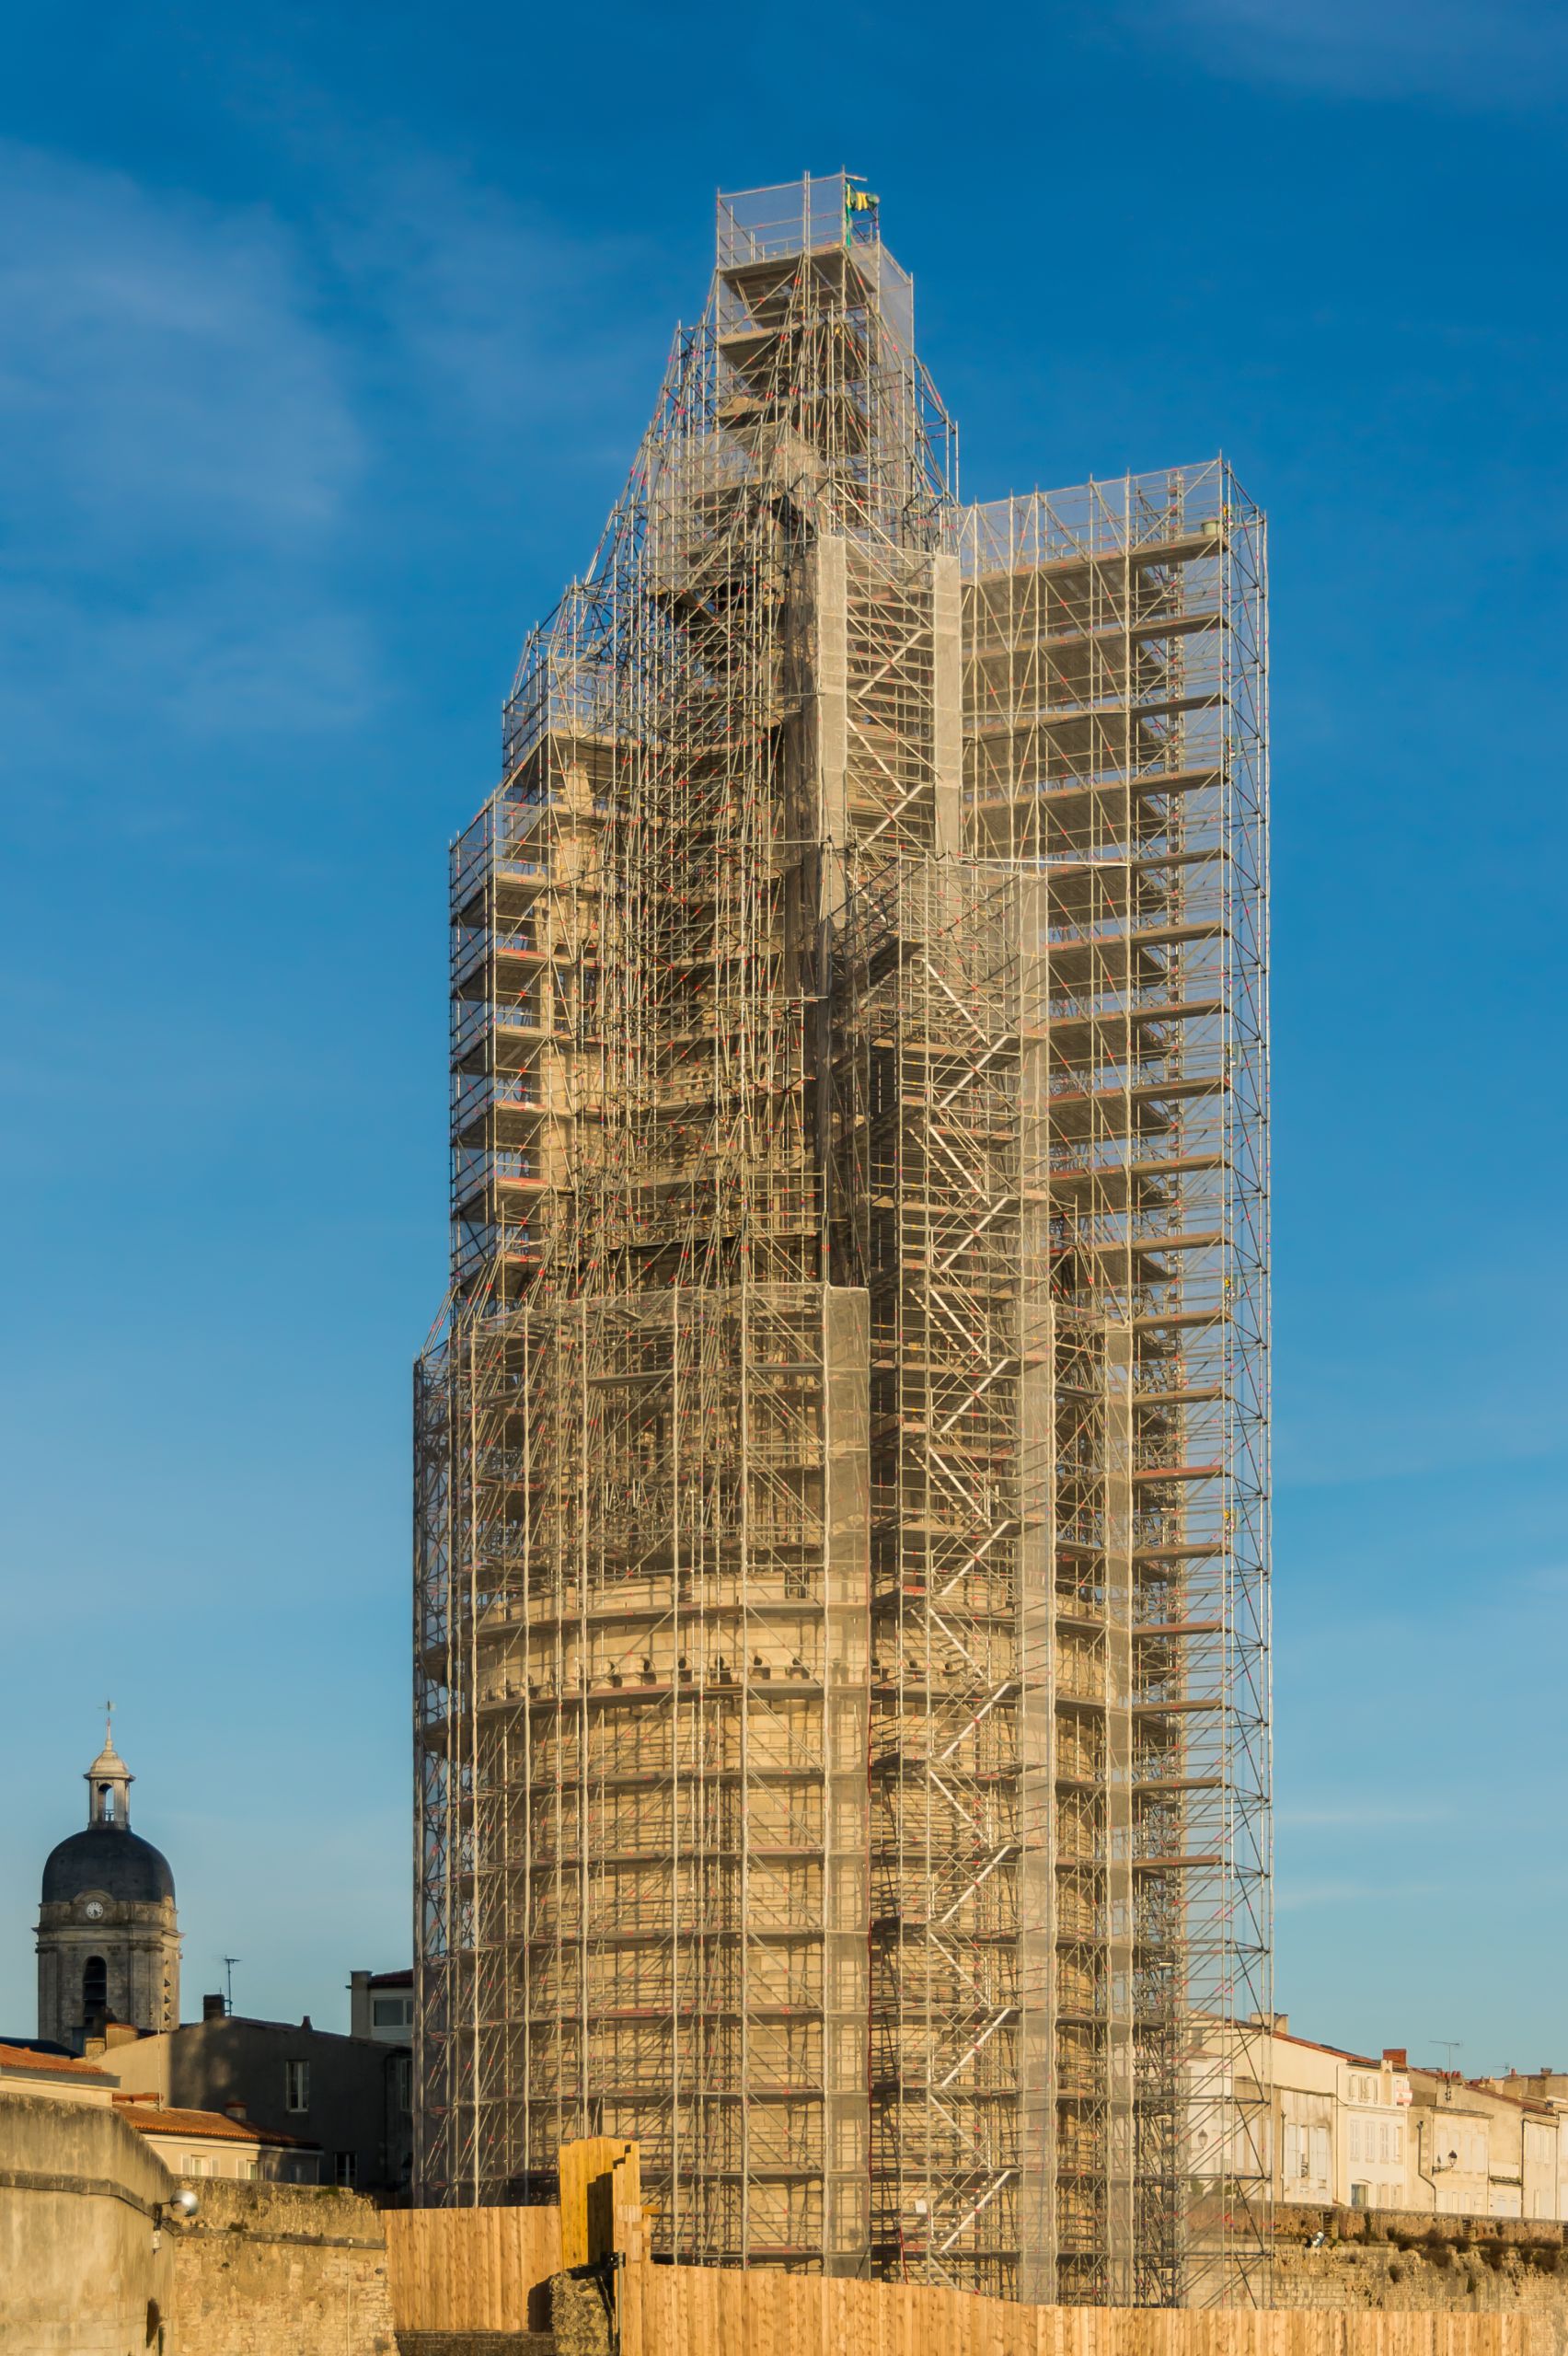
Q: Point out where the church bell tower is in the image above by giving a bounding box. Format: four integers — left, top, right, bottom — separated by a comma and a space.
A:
36, 1717, 181, 2051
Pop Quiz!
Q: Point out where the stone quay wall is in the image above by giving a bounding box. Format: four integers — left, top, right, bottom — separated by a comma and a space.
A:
0, 2089, 174, 2356
162, 2177, 398, 2356
1274, 2204, 1568, 2354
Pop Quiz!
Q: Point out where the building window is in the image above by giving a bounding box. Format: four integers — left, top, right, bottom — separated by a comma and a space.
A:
82, 1955, 108, 2017
389, 2053, 412, 2116
373, 1995, 411, 2028
284, 2060, 310, 2112
334, 2151, 358, 2188
1351, 2182, 1370, 2209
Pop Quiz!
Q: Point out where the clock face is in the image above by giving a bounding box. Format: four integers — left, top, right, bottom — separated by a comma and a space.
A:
83, 1900, 104, 1921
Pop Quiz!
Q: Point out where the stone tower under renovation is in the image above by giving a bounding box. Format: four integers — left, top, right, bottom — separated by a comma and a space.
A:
415, 175, 1270, 2306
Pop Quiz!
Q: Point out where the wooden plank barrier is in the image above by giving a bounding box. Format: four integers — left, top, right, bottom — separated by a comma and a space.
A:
383, 2200, 560, 2332
619, 2269, 1540, 2356
386, 2143, 1539, 2356
386, 2138, 644, 2331
559, 2134, 649, 2269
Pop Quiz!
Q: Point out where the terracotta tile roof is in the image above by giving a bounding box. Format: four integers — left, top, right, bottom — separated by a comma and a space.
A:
0, 2041, 115, 2082
116, 2101, 317, 2149
1271, 2027, 1382, 2069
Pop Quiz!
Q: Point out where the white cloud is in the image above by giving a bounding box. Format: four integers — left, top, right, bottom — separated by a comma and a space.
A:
0, 578, 374, 775
1141, 0, 1568, 107
322, 155, 668, 445
0, 141, 374, 795
0, 142, 360, 557
0, 138, 673, 809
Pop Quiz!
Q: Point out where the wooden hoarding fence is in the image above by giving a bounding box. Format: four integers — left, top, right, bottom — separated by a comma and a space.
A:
386, 2143, 1540, 2356
383, 2201, 559, 2333
387, 2213, 1539, 2356
622, 2277, 1538, 2356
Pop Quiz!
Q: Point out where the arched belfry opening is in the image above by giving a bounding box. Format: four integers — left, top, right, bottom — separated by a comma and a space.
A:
82, 1953, 108, 2037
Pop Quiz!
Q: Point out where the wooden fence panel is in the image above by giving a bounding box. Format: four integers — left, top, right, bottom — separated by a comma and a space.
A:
384, 2202, 560, 2331
384, 2218, 1541, 2356
617, 2266, 1540, 2356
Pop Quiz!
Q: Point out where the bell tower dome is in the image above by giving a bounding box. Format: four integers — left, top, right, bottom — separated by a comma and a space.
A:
36, 1714, 180, 2052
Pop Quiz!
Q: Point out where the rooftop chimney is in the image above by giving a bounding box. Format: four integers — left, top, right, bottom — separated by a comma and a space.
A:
1384, 2049, 1408, 2070
224, 2098, 248, 2122
202, 1992, 226, 2023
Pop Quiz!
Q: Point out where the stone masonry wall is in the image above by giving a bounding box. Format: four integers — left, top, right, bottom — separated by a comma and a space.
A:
164, 2178, 397, 2356
0, 2090, 175, 2356
22, 2158, 1568, 2356
1273, 2205, 1568, 2356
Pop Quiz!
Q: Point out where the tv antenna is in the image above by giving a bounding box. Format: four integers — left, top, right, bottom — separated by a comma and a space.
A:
222, 1958, 241, 2016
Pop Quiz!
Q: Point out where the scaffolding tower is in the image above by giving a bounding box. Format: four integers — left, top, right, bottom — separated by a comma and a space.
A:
415, 173, 1271, 2306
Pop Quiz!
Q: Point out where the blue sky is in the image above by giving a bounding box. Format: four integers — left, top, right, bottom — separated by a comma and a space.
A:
1, 0, 1564, 2066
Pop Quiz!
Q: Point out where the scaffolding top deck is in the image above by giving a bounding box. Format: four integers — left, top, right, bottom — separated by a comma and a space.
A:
716, 172, 916, 353
962, 462, 1260, 575
718, 172, 879, 262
